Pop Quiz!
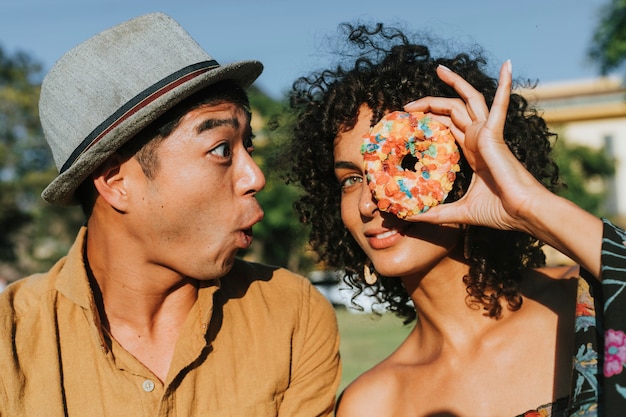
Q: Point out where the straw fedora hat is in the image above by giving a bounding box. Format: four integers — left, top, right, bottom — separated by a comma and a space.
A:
39, 12, 263, 205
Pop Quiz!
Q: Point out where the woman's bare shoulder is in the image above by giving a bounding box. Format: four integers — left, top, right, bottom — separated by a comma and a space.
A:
335, 361, 402, 417
534, 264, 580, 279
519, 264, 580, 317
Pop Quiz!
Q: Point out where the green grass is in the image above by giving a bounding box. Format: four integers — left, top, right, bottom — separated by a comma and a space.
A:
335, 307, 413, 392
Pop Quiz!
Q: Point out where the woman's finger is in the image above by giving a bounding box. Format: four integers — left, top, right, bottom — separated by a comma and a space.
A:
484, 61, 512, 135
404, 96, 473, 132
433, 65, 489, 121
405, 96, 462, 114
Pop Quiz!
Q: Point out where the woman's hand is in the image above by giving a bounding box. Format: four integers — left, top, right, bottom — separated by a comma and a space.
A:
404, 61, 603, 278
403, 61, 542, 231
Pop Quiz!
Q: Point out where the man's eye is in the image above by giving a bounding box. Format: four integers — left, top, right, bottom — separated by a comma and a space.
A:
211, 143, 232, 157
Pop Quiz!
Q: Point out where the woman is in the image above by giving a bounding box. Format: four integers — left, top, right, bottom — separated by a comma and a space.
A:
284, 23, 626, 416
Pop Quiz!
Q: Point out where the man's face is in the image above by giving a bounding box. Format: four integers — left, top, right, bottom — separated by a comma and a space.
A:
123, 101, 266, 280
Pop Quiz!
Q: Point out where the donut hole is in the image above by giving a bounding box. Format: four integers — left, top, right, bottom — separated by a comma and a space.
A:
400, 154, 419, 172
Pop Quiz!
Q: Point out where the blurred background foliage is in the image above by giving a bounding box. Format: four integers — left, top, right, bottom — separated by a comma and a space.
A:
0, 47, 319, 281
0, 48, 84, 281
1, 3, 626, 394
0, 15, 623, 280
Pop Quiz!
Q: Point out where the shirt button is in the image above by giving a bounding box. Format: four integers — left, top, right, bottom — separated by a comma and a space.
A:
142, 379, 155, 392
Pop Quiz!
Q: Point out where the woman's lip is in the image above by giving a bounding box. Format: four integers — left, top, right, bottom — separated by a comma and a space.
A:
365, 227, 403, 249
369, 229, 398, 239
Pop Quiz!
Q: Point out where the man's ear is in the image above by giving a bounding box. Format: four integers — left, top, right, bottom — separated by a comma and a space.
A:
92, 153, 132, 212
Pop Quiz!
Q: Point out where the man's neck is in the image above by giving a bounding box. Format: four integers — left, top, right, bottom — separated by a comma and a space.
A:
84, 227, 199, 382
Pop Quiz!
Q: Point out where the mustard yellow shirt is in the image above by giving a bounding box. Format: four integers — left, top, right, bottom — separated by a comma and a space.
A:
0, 228, 340, 416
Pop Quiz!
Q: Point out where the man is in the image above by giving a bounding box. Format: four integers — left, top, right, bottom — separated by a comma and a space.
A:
0, 13, 340, 416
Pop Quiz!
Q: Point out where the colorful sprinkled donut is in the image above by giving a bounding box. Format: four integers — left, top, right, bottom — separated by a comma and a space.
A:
361, 111, 460, 218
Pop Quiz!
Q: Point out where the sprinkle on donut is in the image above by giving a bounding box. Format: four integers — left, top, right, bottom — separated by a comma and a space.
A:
361, 111, 460, 218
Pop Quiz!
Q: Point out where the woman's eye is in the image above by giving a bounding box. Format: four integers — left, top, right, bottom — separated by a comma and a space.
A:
210, 142, 232, 158
340, 175, 363, 190
244, 135, 254, 149
244, 136, 257, 155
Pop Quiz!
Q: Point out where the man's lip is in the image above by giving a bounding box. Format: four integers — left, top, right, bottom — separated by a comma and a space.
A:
238, 228, 254, 249
237, 209, 264, 248
245, 208, 265, 229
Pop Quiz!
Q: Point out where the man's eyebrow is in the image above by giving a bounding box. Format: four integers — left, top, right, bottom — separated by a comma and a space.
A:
334, 160, 361, 170
196, 117, 240, 134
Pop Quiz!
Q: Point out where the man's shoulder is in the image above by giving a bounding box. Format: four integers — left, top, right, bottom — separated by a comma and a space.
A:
218, 259, 337, 341
0, 265, 63, 320
220, 259, 330, 309
225, 258, 312, 289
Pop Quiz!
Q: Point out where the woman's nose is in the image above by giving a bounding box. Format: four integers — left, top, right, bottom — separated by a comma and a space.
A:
358, 179, 378, 217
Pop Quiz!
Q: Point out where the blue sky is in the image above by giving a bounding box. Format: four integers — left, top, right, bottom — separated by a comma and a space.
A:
0, 0, 612, 99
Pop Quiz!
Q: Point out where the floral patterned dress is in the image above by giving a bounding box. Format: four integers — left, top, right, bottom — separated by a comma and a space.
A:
596, 219, 626, 416
522, 219, 626, 417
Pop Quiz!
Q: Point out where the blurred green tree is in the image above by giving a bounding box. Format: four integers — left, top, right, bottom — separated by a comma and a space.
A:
553, 138, 616, 217
0, 45, 83, 280
0, 47, 39, 262
0, 57, 314, 279
245, 88, 314, 273
588, 0, 626, 75
7, 51, 614, 280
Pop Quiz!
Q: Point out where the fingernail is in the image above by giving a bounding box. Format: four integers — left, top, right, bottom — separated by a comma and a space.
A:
438, 64, 452, 72
505, 60, 512, 74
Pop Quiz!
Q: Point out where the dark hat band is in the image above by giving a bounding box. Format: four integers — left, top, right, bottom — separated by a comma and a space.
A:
60, 60, 219, 174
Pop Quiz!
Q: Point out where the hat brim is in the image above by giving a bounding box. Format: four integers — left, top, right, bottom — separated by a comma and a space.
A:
42, 59, 263, 206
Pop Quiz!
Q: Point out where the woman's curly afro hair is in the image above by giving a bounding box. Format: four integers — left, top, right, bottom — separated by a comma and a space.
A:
283, 23, 561, 323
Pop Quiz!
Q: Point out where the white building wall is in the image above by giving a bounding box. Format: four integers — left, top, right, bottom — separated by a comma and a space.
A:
523, 76, 626, 220
560, 118, 626, 217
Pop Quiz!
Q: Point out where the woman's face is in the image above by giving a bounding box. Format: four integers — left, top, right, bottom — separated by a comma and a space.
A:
333, 105, 462, 278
